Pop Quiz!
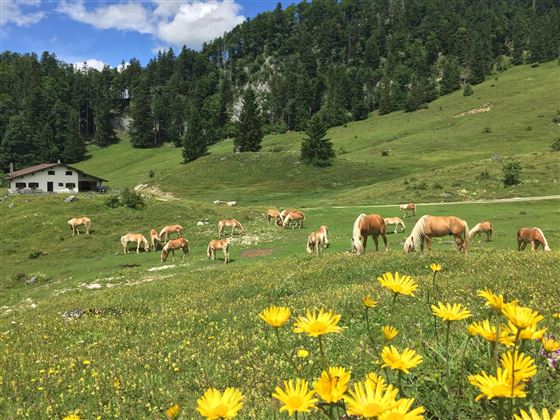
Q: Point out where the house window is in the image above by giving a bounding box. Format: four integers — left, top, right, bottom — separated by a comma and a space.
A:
66, 182, 76, 189
66, 171, 73, 176
58, 182, 63, 187
29, 182, 39, 189
15, 182, 26, 189
48, 170, 55, 175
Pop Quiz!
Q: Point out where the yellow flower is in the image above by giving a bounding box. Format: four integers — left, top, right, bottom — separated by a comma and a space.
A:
363, 295, 378, 309
378, 398, 426, 420
541, 337, 560, 353
196, 387, 243, 419
293, 308, 342, 337
313, 367, 351, 403
272, 379, 318, 416
505, 322, 547, 341
381, 346, 423, 374
382, 326, 398, 342
467, 320, 515, 346
259, 306, 291, 328
63, 414, 80, 420
552, 312, 560, 319
297, 349, 309, 358
468, 368, 527, 400
378, 272, 418, 297
514, 407, 560, 420
166, 403, 181, 419
500, 351, 537, 382
365, 372, 386, 389
502, 303, 544, 331
477, 289, 516, 311
429, 263, 442, 273
82, 360, 91, 366
344, 378, 399, 418
431, 302, 472, 322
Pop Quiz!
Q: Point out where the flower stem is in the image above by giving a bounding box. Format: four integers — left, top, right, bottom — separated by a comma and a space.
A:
274, 327, 300, 374
390, 293, 398, 325
318, 335, 330, 377
445, 321, 451, 393
492, 320, 501, 369
497, 398, 504, 420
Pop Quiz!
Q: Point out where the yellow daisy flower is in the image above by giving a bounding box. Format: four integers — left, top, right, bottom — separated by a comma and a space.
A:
297, 349, 309, 358
166, 403, 181, 419
363, 295, 378, 309
514, 407, 560, 420
431, 302, 472, 322
500, 351, 537, 382
381, 326, 398, 341
429, 263, 442, 273
378, 397, 426, 420
313, 367, 351, 403
272, 379, 318, 416
196, 387, 244, 419
468, 368, 527, 400
467, 320, 515, 346
541, 337, 560, 353
293, 308, 342, 337
365, 372, 386, 389
344, 378, 399, 418
501, 303, 544, 331
63, 414, 80, 420
477, 289, 516, 311
505, 322, 547, 341
378, 272, 418, 297
259, 306, 291, 328
381, 346, 423, 374
552, 312, 560, 319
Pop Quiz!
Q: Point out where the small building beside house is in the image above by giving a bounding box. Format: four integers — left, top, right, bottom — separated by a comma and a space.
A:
5, 162, 107, 194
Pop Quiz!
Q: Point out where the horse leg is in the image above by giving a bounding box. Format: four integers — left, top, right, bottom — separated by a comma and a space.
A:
363, 235, 368, 253
231, 226, 235, 237
136, 242, 141, 254
425, 237, 432, 251
381, 233, 388, 251
373, 235, 379, 251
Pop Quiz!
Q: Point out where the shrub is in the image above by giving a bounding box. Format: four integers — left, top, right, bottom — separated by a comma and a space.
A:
463, 84, 473, 96
477, 170, 491, 180
552, 115, 560, 124
502, 160, 522, 186
105, 195, 120, 208
414, 181, 428, 190
121, 188, 145, 208
148, 170, 155, 178
482, 127, 492, 134
28, 250, 46, 259
432, 182, 443, 190
552, 138, 560, 151
381, 150, 390, 157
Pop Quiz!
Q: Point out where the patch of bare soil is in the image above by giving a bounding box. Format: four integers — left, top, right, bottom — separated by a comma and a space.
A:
241, 248, 277, 258
134, 184, 176, 201
454, 103, 492, 118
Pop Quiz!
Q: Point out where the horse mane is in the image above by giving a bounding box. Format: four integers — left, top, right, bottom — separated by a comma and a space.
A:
352, 214, 366, 254
534, 227, 551, 251
469, 222, 481, 237
409, 215, 428, 249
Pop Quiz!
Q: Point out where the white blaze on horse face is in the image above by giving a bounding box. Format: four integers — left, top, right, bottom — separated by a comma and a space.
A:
404, 236, 414, 252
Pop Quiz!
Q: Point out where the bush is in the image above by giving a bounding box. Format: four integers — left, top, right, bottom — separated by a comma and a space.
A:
381, 150, 390, 157
477, 170, 491, 180
121, 188, 145, 208
552, 138, 560, 151
432, 182, 443, 190
105, 195, 120, 208
482, 127, 492, 134
148, 170, 155, 178
552, 115, 560, 124
502, 160, 522, 186
463, 84, 473, 96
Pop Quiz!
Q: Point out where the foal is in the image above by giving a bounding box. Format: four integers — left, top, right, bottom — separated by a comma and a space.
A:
307, 225, 329, 256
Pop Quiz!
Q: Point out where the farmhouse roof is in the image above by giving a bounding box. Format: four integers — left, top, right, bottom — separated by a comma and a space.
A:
6, 163, 108, 182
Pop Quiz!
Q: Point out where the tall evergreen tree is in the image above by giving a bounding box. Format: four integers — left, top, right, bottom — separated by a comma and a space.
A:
440, 56, 461, 95
62, 108, 86, 163
300, 114, 335, 167
234, 88, 263, 152
129, 77, 154, 148
0, 113, 35, 170
182, 107, 207, 163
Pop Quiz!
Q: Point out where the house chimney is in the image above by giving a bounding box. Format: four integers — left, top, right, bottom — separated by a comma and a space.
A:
9, 163, 14, 176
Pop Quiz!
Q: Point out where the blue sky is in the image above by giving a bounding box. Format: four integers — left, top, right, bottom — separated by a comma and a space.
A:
1, 1, 291, 69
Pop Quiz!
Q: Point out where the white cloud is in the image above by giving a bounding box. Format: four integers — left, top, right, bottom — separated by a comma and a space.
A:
0, 0, 45, 26
73, 59, 107, 72
116, 61, 130, 72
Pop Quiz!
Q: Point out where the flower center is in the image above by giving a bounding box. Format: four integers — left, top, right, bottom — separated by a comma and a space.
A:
362, 402, 386, 417
309, 321, 327, 333
287, 395, 304, 409
213, 404, 229, 417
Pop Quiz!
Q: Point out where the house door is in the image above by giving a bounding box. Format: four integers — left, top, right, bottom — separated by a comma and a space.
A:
47, 182, 53, 192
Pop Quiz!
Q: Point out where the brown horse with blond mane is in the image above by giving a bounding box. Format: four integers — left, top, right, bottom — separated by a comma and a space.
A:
159, 224, 183, 242
352, 214, 388, 255
517, 227, 550, 252
68, 217, 91, 236
307, 225, 329, 256
399, 203, 416, 218
207, 239, 230, 263
218, 219, 245, 237
161, 237, 189, 262
278, 210, 305, 229
150, 229, 164, 251
266, 209, 280, 224
470, 221, 493, 242
120, 233, 150, 254
404, 215, 469, 253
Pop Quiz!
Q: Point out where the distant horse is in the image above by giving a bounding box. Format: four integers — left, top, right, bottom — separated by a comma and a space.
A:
218, 219, 245, 237
120, 233, 150, 254
400, 203, 416, 218
208, 239, 230, 263
404, 215, 469, 253
266, 208, 280, 224
279, 210, 305, 229
150, 228, 164, 251
68, 217, 91, 236
307, 225, 329, 256
161, 237, 190, 262
279, 209, 297, 221
159, 224, 183, 241
470, 221, 493, 242
384, 217, 406, 234
517, 227, 551, 252
351, 214, 388, 255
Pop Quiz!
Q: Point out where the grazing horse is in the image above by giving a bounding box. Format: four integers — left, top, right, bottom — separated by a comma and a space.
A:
470, 221, 493, 242
404, 215, 469, 253
150, 229, 164, 251
384, 217, 406, 234
400, 203, 416, 218
279, 211, 305, 229
517, 227, 551, 252
207, 239, 230, 263
307, 225, 329, 256
68, 217, 91, 236
161, 237, 190, 262
159, 224, 183, 242
120, 233, 150, 254
351, 214, 388, 255
266, 208, 280, 224
218, 219, 245, 237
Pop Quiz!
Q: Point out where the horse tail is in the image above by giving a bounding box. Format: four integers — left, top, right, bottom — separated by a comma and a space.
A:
86, 218, 91, 230
400, 219, 406, 232
306, 234, 314, 255
184, 239, 190, 254
463, 221, 470, 253
352, 214, 366, 255
160, 245, 168, 262
159, 227, 167, 238
120, 235, 126, 248
534, 228, 551, 251
207, 243, 212, 258
238, 221, 246, 233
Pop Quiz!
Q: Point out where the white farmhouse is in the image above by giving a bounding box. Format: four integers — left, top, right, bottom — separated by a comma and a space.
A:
5, 162, 107, 193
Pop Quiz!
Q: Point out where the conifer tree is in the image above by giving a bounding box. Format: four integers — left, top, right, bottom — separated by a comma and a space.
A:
129, 77, 154, 148
0, 113, 35, 170
234, 88, 263, 152
440, 56, 461, 95
182, 107, 207, 163
63, 108, 86, 163
300, 114, 335, 167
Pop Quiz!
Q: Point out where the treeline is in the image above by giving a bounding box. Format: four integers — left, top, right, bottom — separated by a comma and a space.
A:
1, 0, 558, 170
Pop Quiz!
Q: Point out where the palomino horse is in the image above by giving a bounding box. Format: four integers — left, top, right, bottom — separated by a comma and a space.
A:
278, 210, 305, 229
266, 208, 280, 224
159, 224, 183, 242
517, 227, 551, 252
68, 217, 91, 236
470, 221, 493, 242
218, 219, 245, 237
404, 215, 469, 253
384, 217, 406, 234
400, 203, 416, 218
307, 225, 329, 256
207, 239, 230, 263
120, 233, 150, 254
351, 214, 388, 255
150, 229, 164, 251
161, 237, 190, 262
